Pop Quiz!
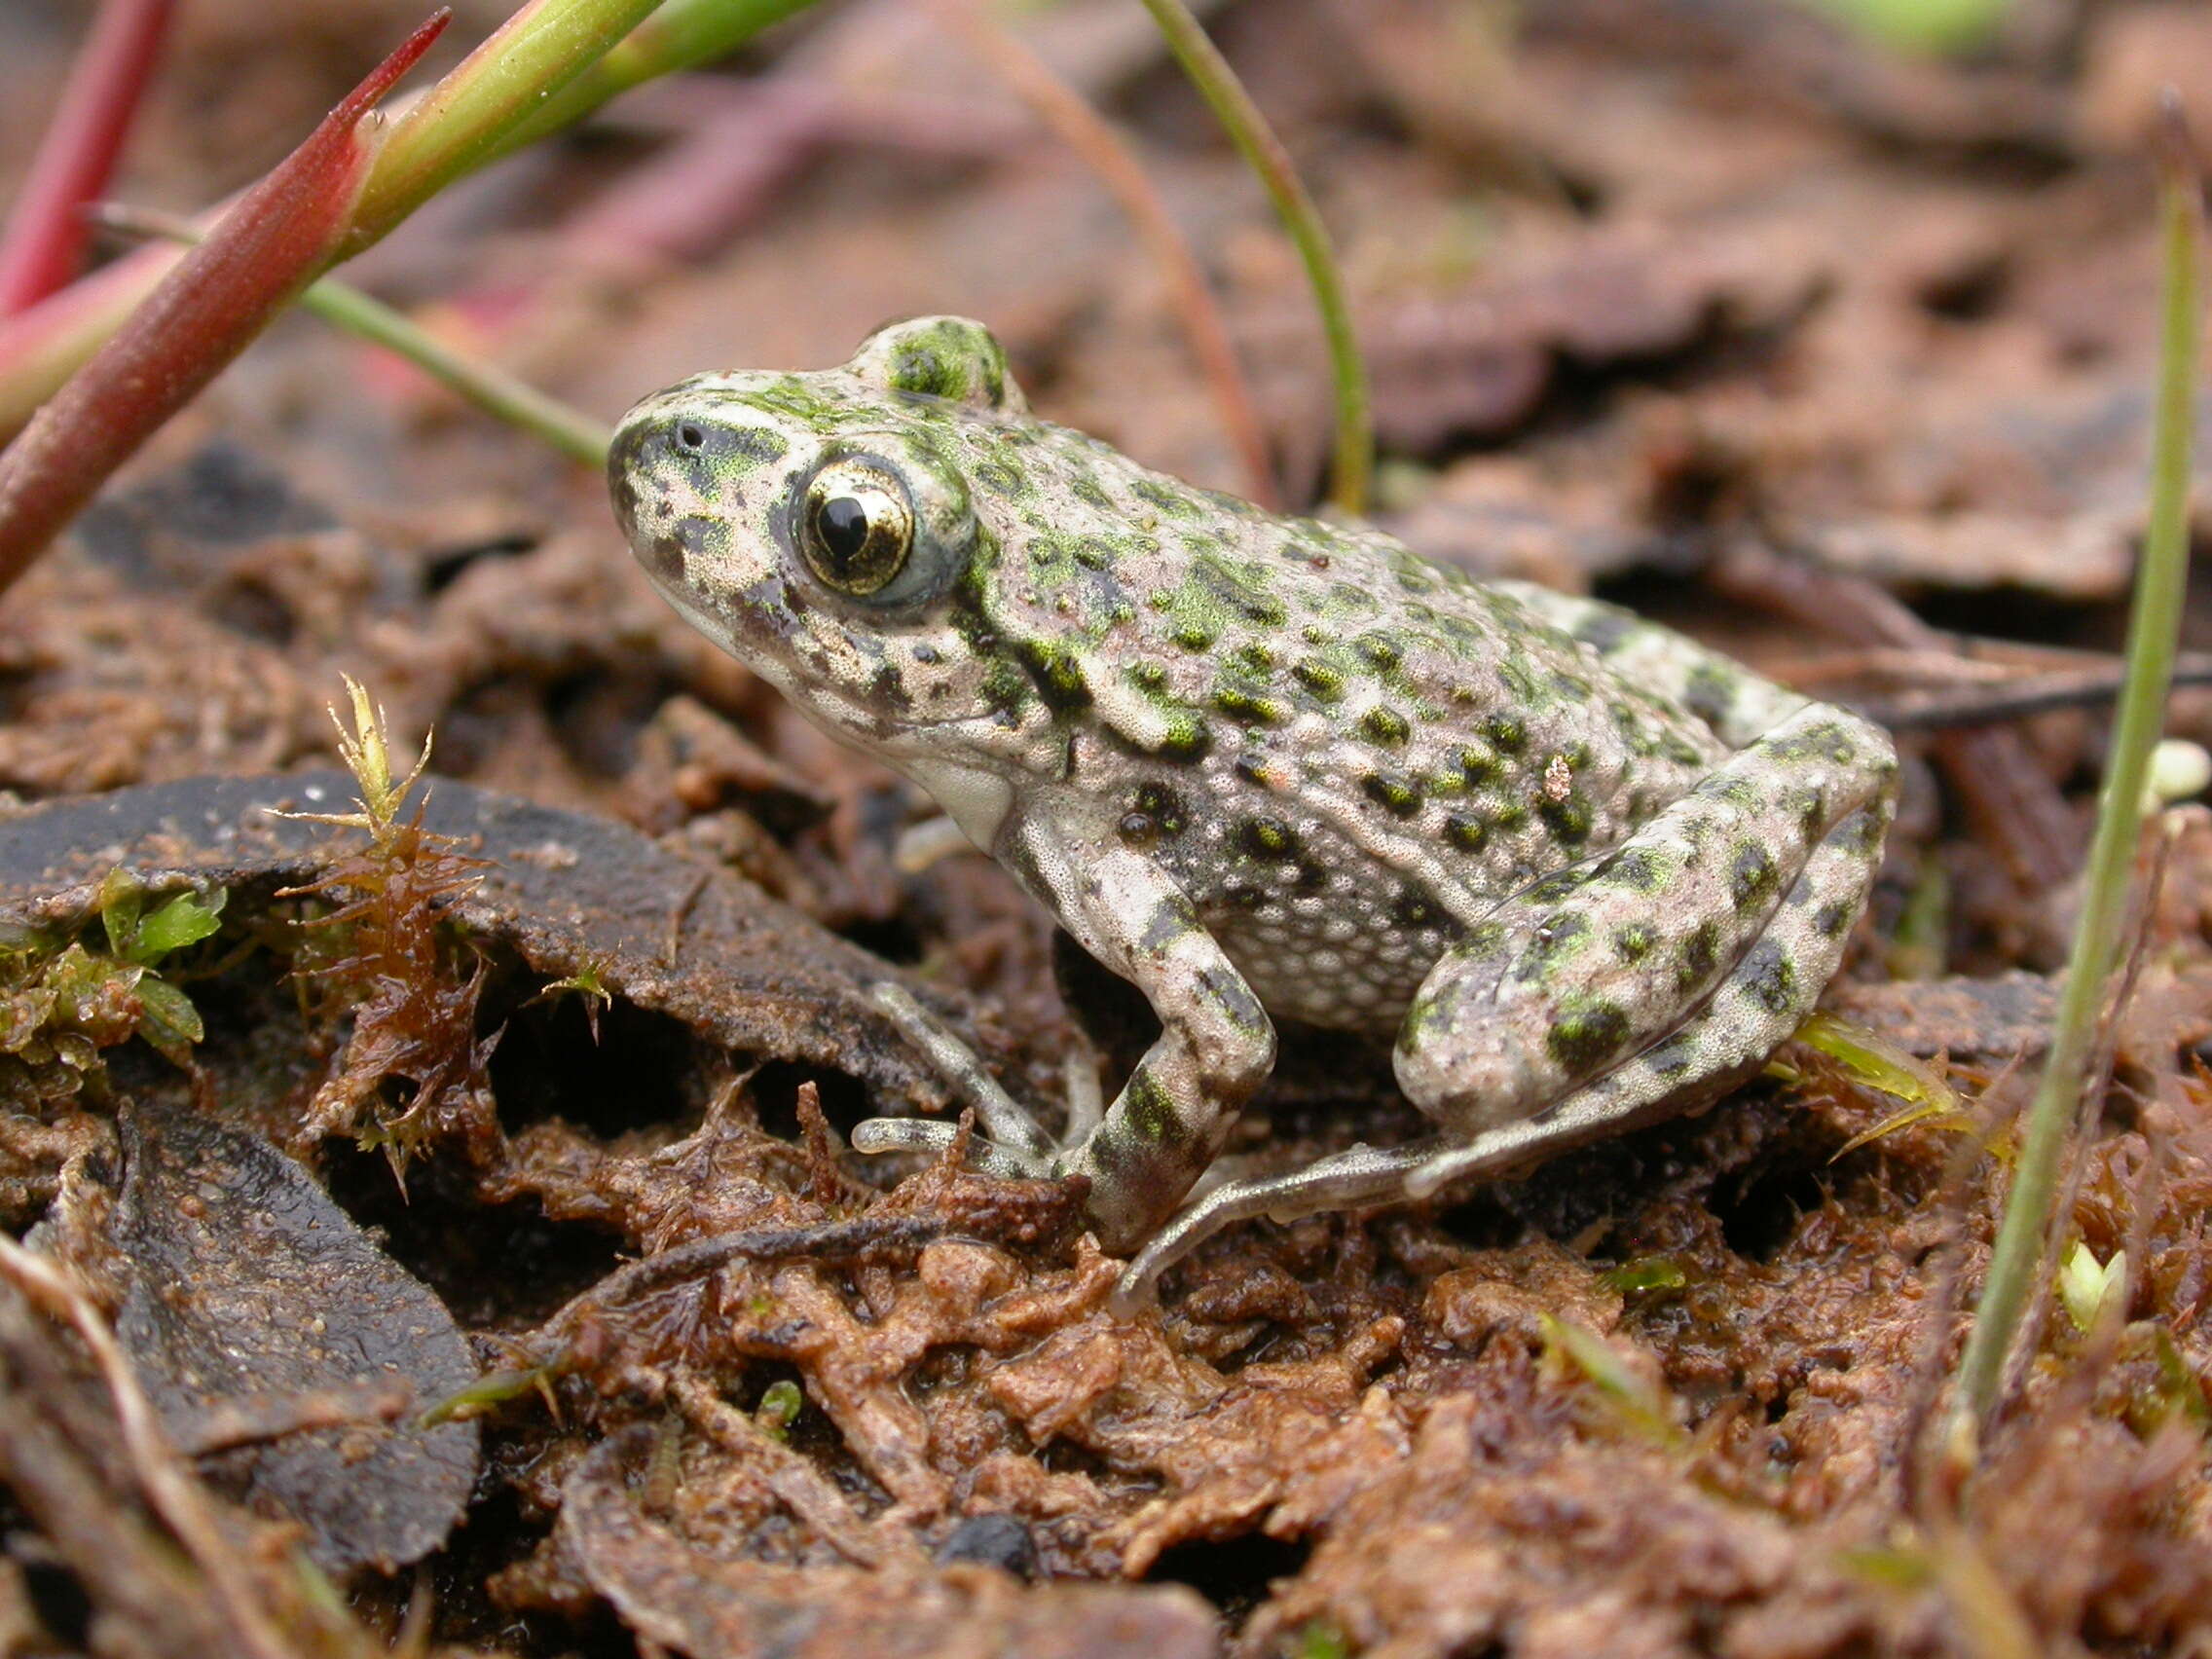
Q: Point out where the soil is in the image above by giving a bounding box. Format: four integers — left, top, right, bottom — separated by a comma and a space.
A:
4, 1, 2212, 1655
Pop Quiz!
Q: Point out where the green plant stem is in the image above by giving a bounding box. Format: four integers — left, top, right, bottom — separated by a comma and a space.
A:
300, 279, 611, 464
111, 204, 609, 464
1137, 0, 1371, 516
492, 0, 824, 161
1947, 109, 2201, 1454
346, 0, 668, 254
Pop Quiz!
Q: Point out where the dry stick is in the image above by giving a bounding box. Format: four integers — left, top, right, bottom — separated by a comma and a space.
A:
938, 0, 1279, 511
1946, 101, 2202, 1458
0, 0, 177, 315
0, 1235, 300, 1659
1138, 0, 1371, 516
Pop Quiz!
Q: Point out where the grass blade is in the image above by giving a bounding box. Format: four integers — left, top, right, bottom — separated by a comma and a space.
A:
1946, 98, 2201, 1455
1137, 0, 1372, 515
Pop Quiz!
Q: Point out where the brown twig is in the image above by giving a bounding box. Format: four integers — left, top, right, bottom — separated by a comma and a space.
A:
936, 0, 1279, 509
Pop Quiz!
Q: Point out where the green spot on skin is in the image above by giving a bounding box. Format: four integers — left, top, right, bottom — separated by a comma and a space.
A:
1214, 683, 1287, 725
1197, 965, 1269, 1037
740, 377, 843, 424
1644, 1029, 1698, 1078
1484, 715, 1527, 754
1124, 1069, 1180, 1144
1294, 659, 1345, 702
1685, 664, 1738, 728
1355, 632, 1403, 672
1132, 479, 1199, 519
1140, 897, 1198, 954
1158, 714, 1211, 762
1548, 1002, 1631, 1074
724, 427, 789, 471
1739, 942, 1797, 1014
1361, 706, 1412, 747
975, 459, 1025, 498
1614, 923, 1657, 963
1444, 813, 1488, 853
1174, 621, 1218, 651
1362, 771, 1422, 818
1538, 792, 1594, 845
1015, 637, 1091, 710
981, 659, 1027, 714
1517, 912, 1591, 980
1730, 842, 1778, 909
1676, 920, 1721, 992
1596, 848, 1666, 894
1238, 817, 1299, 859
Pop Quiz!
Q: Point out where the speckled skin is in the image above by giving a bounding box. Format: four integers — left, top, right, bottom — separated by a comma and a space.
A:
609, 317, 1898, 1299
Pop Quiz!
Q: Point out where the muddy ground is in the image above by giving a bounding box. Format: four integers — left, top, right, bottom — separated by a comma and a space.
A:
4, 1, 2212, 1655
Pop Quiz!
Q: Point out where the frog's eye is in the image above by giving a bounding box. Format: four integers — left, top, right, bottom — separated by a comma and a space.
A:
796, 459, 915, 596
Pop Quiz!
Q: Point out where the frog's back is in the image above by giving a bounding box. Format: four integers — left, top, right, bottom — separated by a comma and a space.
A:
957, 421, 1729, 1029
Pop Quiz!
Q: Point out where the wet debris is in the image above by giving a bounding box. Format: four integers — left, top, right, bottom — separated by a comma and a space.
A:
55, 1095, 481, 1576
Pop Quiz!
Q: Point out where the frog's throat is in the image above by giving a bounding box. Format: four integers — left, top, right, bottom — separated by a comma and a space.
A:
899, 756, 1015, 852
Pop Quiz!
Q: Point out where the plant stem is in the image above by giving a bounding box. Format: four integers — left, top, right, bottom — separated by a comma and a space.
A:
1946, 100, 2201, 1454
0, 0, 176, 315
1137, 0, 1371, 515
300, 282, 612, 465
104, 205, 610, 465
345, 0, 667, 254
492, 0, 826, 162
941, 0, 1276, 508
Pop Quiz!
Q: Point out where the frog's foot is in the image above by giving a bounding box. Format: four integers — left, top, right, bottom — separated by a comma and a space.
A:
1111, 988, 1781, 1313
1110, 1140, 1439, 1313
850, 983, 1094, 1181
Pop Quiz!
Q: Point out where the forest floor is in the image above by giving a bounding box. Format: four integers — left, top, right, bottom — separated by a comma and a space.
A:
4, 2, 2212, 1655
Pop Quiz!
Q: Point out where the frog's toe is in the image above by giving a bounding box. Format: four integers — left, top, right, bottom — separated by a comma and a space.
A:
850, 1115, 1054, 1180
864, 982, 1067, 1176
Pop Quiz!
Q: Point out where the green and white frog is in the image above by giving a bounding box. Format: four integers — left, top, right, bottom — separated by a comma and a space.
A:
608, 317, 1897, 1307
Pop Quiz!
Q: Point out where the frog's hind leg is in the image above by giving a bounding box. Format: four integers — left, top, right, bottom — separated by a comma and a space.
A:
1393, 701, 1897, 1139
1111, 1139, 1441, 1312
1492, 578, 1812, 749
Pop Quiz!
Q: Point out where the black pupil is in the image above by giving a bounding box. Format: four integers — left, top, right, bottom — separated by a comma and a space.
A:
819, 496, 871, 563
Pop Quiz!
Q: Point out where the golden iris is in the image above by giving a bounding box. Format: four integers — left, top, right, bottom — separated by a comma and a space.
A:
797, 459, 914, 595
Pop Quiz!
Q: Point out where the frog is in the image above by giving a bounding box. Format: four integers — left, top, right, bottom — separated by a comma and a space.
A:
607, 316, 1898, 1309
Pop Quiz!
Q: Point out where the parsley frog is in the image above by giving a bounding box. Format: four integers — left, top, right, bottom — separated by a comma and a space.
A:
608, 318, 1897, 1307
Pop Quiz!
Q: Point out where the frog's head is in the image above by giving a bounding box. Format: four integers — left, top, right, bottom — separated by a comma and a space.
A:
608, 317, 1037, 765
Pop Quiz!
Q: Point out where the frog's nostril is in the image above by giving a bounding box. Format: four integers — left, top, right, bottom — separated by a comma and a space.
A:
677, 422, 707, 452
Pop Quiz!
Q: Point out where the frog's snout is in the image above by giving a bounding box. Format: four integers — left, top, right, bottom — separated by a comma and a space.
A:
605, 405, 663, 535
606, 408, 698, 597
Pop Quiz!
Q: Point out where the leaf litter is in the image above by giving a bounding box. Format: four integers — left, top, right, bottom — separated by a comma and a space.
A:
4, 1, 2212, 1655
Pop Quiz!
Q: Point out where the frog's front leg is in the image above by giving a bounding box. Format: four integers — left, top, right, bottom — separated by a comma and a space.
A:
857, 805, 1276, 1254
1395, 701, 1897, 1138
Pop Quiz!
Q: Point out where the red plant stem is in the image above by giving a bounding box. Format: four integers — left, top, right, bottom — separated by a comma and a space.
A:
0, 0, 179, 316
0, 13, 450, 590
